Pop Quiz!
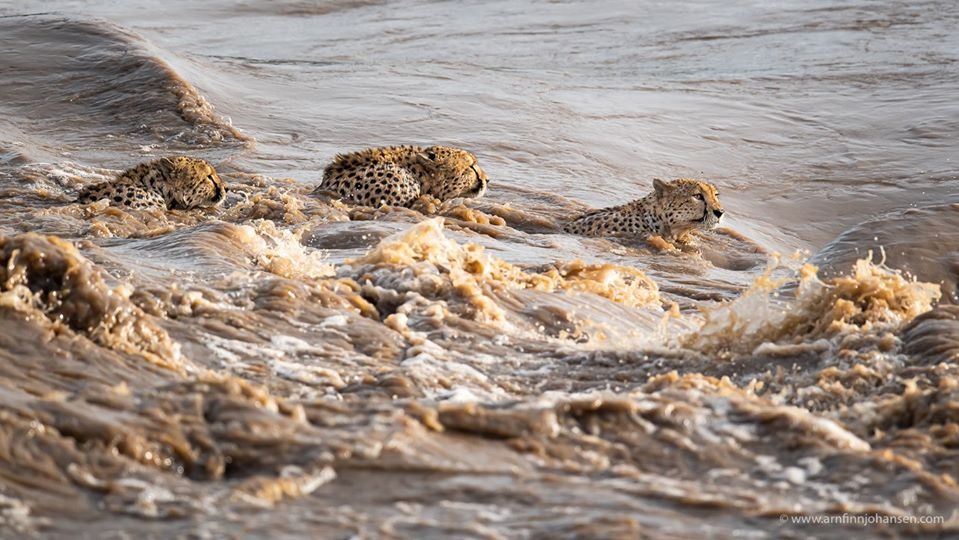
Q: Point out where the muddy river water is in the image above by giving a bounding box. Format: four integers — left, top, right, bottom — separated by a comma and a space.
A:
0, 0, 958, 537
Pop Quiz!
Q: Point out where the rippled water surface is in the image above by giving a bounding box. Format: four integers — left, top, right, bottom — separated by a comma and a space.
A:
0, 0, 958, 537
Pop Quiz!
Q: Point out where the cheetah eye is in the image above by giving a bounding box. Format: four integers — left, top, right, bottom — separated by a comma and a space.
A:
207, 174, 215, 181
695, 193, 705, 201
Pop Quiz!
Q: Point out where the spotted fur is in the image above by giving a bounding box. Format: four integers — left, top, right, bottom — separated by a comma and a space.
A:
565, 178, 725, 241
77, 157, 227, 210
314, 145, 489, 207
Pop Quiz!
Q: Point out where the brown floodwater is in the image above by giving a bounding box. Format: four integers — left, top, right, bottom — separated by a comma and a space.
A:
0, 1, 958, 537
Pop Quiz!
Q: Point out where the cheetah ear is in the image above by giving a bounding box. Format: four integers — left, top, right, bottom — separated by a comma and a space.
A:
415, 151, 437, 168
652, 178, 668, 196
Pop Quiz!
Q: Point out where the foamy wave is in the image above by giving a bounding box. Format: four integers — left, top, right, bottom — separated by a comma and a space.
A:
0, 232, 185, 372
684, 256, 941, 356
235, 220, 334, 279
0, 16, 250, 151
342, 218, 661, 328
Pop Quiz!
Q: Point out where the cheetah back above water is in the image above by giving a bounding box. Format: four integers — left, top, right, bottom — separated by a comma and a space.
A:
565, 178, 725, 242
76, 157, 226, 211
315, 145, 489, 208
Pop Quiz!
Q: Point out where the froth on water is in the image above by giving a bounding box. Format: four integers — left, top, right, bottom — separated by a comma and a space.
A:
0, 1, 957, 537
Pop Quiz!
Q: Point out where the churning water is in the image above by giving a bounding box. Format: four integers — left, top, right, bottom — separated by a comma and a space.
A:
0, 0, 958, 537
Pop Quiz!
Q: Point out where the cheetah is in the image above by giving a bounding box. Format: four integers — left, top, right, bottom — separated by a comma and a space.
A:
565, 178, 725, 242
314, 145, 489, 207
77, 156, 226, 210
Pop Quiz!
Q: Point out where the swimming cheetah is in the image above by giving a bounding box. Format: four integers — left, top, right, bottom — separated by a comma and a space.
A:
565, 178, 725, 242
314, 145, 489, 207
77, 156, 226, 210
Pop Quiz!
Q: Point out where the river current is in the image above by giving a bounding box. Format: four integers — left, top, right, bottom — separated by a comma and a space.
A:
0, 1, 957, 537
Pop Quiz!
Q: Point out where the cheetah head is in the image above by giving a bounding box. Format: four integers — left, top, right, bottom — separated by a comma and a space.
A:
165, 157, 227, 210
652, 178, 724, 238
415, 146, 489, 200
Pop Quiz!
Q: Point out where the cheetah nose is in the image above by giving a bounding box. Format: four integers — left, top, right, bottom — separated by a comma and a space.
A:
713, 209, 724, 219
